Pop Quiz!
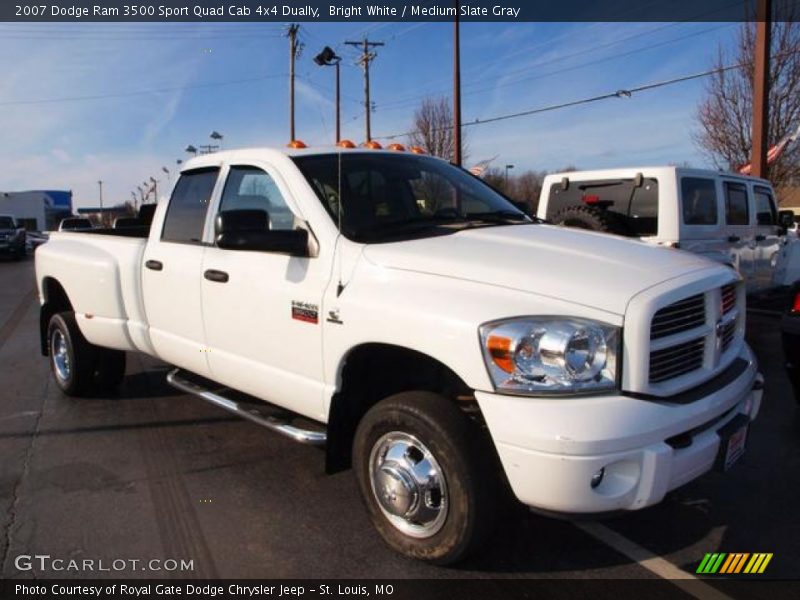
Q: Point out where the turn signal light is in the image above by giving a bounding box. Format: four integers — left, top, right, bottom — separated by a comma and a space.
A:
287, 140, 307, 149
487, 335, 514, 373
409, 146, 427, 155
337, 139, 356, 148
363, 140, 383, 149
387, 143, 406, 152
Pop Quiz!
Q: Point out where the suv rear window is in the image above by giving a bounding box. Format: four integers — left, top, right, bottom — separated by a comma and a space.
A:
162, 168, 219, 243
545, 177, 659, 236
681, 178, 718, 225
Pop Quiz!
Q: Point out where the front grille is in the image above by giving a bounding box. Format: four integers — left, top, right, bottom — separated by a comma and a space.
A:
649, 337, 705, 383
721, 284, 736, 315
721, 319, 736, 353
650, 293, 706, 340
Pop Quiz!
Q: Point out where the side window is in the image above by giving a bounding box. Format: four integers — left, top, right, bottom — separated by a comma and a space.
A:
162, 168, 219, 243
724, 182, 749, 226
681, 178, 718, 225
220, 166, 296, 231
754, 186, 778, 226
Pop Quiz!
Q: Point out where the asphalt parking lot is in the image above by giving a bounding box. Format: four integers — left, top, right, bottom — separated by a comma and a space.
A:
0, 256, 797, 589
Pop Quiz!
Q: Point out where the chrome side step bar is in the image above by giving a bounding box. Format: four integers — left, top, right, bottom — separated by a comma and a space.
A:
166, 369, 327, 446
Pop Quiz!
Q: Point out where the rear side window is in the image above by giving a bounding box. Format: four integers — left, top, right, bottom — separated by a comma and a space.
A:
220, 166, 296, 231
754, 186, 777, 226
724, 182, 749, 225
681, 178, 718, 225
162, 168, 219, 243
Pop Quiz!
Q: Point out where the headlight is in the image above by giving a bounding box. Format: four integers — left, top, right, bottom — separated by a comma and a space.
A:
479, 317, 619, 395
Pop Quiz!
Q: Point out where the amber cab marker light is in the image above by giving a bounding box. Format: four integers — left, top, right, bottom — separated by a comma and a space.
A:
410, 146, 427, 154
487, 335, 514, 374
387, 143, 406, 152
287, 140, 307, 149
337, 139, 356, 149
363, 140, 383, 150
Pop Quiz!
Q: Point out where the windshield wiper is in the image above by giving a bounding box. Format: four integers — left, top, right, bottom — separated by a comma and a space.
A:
462, 210, 533, 224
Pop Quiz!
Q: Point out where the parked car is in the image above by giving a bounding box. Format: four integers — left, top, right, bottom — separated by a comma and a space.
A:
26, 231, 50, 253
536, 167, 799, 294
782, 286, 800, 403
0, 214, 27, 260
58, 217, 94, 231
36, 147, 763, 564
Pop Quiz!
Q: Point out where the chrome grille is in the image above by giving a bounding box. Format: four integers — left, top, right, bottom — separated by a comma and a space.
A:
721, 319, 736, 353
649, 337, 705, 383
721, 284, 736, 315
650, 293, 706, 340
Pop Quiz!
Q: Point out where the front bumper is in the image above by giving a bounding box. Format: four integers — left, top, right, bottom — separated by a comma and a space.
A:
475, 344, 761, 514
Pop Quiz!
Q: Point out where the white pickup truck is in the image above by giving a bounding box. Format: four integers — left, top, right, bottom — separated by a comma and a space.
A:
36, 147, 763, 564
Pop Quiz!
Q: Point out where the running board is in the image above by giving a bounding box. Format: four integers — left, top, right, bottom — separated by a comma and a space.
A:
166, 369, 327, 446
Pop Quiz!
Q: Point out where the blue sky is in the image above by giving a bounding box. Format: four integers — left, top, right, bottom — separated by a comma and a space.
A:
0, 20, 741, 210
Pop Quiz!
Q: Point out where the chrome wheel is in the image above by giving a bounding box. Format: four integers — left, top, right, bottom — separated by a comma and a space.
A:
368, 431, 448, 539
51, 329, 70, 382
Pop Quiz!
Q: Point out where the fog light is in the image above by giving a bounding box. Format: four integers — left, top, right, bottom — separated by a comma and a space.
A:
590, 467, 605, 489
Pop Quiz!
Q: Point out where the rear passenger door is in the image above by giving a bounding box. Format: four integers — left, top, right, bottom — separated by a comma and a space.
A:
753, 185, 782, 291
142, 167, 219, 377
722, 180, 756, 289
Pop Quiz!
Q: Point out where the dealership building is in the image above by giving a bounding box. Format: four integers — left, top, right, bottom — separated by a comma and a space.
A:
0, 190, 73, 231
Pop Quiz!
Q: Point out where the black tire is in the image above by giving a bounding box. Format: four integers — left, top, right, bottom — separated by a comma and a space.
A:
47, 312, 98, 397
353, 391, 499, 564
551, 205, 630, 235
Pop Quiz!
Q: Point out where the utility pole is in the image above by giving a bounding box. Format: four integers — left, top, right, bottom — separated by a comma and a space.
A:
453, 3, 462, 166
345, 38, 384, 142
752, 0, 772, 179
288, 24, 301, 141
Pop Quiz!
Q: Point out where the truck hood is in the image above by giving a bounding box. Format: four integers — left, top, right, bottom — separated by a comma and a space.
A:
361, 224, 717, 315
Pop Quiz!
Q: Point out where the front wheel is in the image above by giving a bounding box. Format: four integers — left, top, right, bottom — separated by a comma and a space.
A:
353, 392, 499, 564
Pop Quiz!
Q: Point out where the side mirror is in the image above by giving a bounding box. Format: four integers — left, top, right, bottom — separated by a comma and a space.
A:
215, 209, 309, 256
778, 210, 796, 231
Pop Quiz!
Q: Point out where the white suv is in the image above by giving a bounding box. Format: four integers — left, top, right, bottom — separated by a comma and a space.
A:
537, 167, 798, 294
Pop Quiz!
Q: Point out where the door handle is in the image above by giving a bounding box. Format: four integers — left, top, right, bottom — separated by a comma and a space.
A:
145, 260, 163, 271
727, 235, 740, 243
204, 269, 229, 283
755, 235, 766, 242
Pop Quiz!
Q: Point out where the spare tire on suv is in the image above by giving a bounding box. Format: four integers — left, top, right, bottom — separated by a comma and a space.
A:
551, 205, 630, 236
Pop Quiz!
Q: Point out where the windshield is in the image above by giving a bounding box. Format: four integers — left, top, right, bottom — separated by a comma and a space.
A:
292, 152, 529, 242
0, 217, 15, 229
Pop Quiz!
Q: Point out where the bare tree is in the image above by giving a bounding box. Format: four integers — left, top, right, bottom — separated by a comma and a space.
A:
408, 96, 467, 162
694, 16, 800, 190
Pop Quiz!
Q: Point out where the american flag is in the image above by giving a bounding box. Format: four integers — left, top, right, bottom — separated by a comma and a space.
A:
739, 124, 800, 175
468, 155, 498, 177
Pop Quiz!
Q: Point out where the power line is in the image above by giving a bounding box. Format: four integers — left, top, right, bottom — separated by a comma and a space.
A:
345, 38, 385, 142
0, 74, 286, 106
377, 52, 800, 140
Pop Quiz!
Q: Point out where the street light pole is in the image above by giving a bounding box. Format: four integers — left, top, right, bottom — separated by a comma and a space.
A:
314, 46, 343, 143
505, 164, 514, 188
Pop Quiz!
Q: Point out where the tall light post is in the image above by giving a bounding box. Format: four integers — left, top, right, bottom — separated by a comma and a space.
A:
453, 2, 462, 166
149, 176, 158, 202
161, 166, 170, 185
504, 164, 514, 188
210, 130, 223, 151
185, 145, 198, 156
314, 46, 342, 143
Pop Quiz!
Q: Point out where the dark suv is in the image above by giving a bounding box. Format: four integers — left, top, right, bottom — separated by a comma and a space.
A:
0, 215, 26, 260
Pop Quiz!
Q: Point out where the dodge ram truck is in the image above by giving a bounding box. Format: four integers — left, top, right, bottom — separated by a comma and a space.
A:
36, 145, 763, 564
